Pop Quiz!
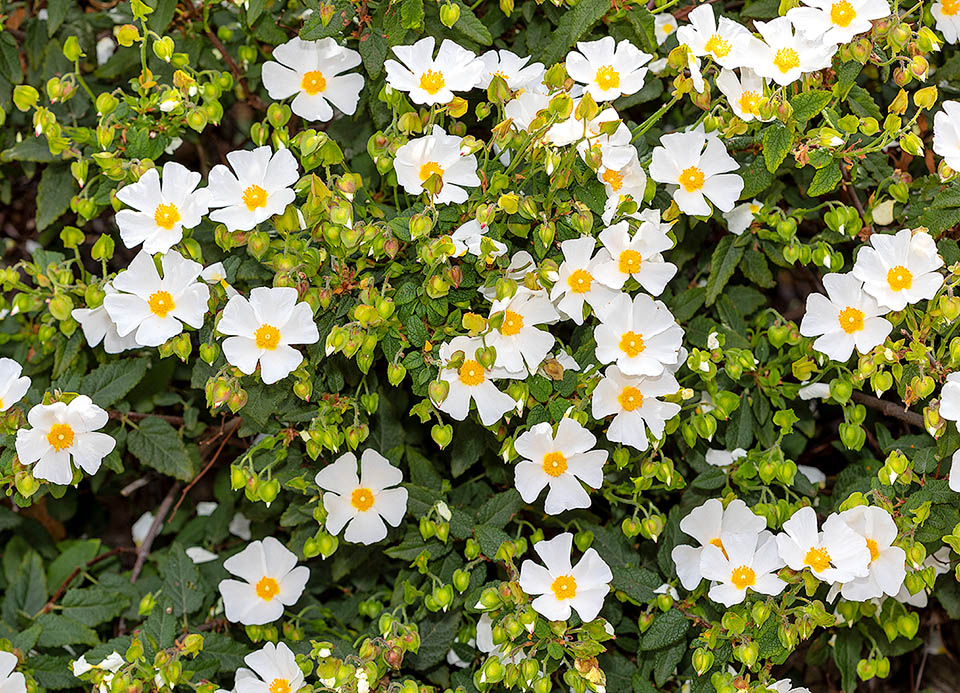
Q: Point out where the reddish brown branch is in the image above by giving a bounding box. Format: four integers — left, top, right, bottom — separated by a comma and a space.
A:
851, 391, 925, 428
40, 546, 134, 614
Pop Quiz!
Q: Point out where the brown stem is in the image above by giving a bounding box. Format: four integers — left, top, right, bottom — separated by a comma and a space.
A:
109, 411, 185, 424
40, 546, 134, 614
169, 417, 242, 521
129, 481, 182, 584
851, 391, 925, 428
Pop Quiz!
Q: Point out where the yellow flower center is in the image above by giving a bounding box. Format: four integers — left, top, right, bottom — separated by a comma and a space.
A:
351, 487, 375, 512
419, 161, 444, 182
601, 167, 624, 191
242, 184, 268, 211
618, 386, 643, 411
154, 202, 181, 230
255, 576, 280, 601
709, 536, 729, 560
254, 324, 281, 350
678, 166, 705, 192
804, 547, 832, 573
542, 451, 568, 477
500, 310, 525, 336
47, 423, 75, 452
886, 265, 913, 291
567, 269, 593, 294
419, 69, 446, 95
837, 306, 865, 334
301, 70, 327, 95
704, 34, 732, 58
867, 538, 880, 562
662, 23, 674, 33
268, 679, 290, 693
618, 249, 642, 274
594, 65, 620, 91
730, 565, 756, 590
618, 331, 646, 358
458, 359, 485, 386
830, 0, 857, 26
148, 290, 175, 318
773, 48, 800, 74
739, 90, 762, 116
943, 0, 960, 15
550, 574, 577, 600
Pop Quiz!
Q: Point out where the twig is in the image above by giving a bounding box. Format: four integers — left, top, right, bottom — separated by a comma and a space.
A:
109, 410, 185, 424
169, 417, 242, 521
40, 547, 133, 614
129, 482, 182, 584
851, 391, 925, 428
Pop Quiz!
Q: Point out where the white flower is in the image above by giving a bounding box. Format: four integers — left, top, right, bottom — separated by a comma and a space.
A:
218, 287, 319, 385
513, 419, 607, 514
598, 153, 649, 225
935, 102, 960, 172
836, 506, 906, 601
799, 273, 892, 361
787, 0, 891, 46
716, 69, 768, 123
518, 532, 612, 622
851, 229, 943, 311
196, 501, 218, 516
547, 106, 633, 170
394, 125, 480, 205
104, 250, 209, 347
96, 37, 116, 66
234, 642, 304, 693
15, 396, 116, 484
314, 449, 408, 545
186, 547, 218, 564
671, 498, 767, 590
115, 162, 209, 255
0, 652, 25, 693
770, 679, 813, 693
549, 236, 619, 325
565, 37, 652, 102
776, 506, 870, 582
655, 13, 678, 45
132, 511, 154, 546
0, 358, 30, 412
591, 366, 680, 451
477, 50, 544, 91
676, 5, 758, 69
894, 547, 951, 607
798, 382, 831, 400
700, 530, 786, 606
218, 537, 309, 625
262, 37, 363, 121
230, 512, 253, 540
486, 290, 558, 377
72, 656, 94, 677
705, 447, 747, 467
208, 146, 299, 231
504, 90, 551, 132
449, 220, 507, 259
649, 130, 743, 215
594, 293, 683, 376
933, 0, 960, 43
593, 214, 677, 295
751, 17, 836, 86
436, 336, 517, 425
72, 284, 141, 354
722, 198, 763, 234
385, 37, 483, 105
797, 464, 826, 485
476, 613, 524, 664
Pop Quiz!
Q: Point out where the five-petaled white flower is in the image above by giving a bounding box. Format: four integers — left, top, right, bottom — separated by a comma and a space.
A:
751, 17, 836, 86
716, 68, 769, 123
115, 162, 210, 255
385, 37, 483, 105
104, 250, 209, 347
262, 37, 364, 122
776, 506, 870, 582
598, 153, 650, 225
836, 505, 906, 601
486, 289, 559, 377
16, 396, 116, 485
518, 532, 612, 622
676, 5, 759, 69
218, 287, 320, 385
477, 49, 544, 91
649, 129, 744, 215
934, 101, 960, 170
218, 537, 310, 625
435, 336, 517, 426
851, 229, 944, 311
394, 125, 480, 205
549, 236, 619, 325
0, 358, 30, 412
207, 146, 299, 231
655, 13, 678, 45
787, 0, 891, 46
314, 449, 409, 545
591, 366, 681, 451
0, 651, 25, 693
72, 284, 141, 354
593, 214, 677, 295
234, 642, 305, 693
722, 199, 763, 234
449, 220, 508, 260
799, 273, 892, 361
513, 419, 607, 514
700, 530, 786, 606
932, 0, 960, 44
594, 293, 684, 376
565, 37, 652, 102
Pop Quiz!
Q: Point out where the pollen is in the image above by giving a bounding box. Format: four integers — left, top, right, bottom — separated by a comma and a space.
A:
255, 576, 280, 601
601, 168, 625, 192
886, 265, 913, 291
730, 565, 756, 590
618, 386, 644, 411
419, 69, 446, 95
594, 65, 620, 91
739, 90, 762, 116
619, 331, 646, 358
300, 70, 327, 95
458, 359, 485, 386
837, 306, 865, 334
255, 324, 281, 350
542, 451, 568, 477
704, 34, 732, 58
567, 269, 593, 294
866, 538, 880, 563
619, 249, 642, 274
242, 184, 268, 211
154, 202, 181, 230
830, 0, 857, 26
419, 161, 445, 182
709, 536, 730, 560
47, 423, 75, 452
268, 679, 291, 693
678, 166, 705, 192
500, 310, 525, 336
773, 48, 800, 74
943, 0, 960, 15
148, 290, 175, 318
662, 23, 674, 33
550, 574, 577, 600
351, 487, 375, 512
804, 546, 832, 573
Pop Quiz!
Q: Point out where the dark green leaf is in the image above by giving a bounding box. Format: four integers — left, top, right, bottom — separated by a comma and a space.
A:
127, 417, 196, 481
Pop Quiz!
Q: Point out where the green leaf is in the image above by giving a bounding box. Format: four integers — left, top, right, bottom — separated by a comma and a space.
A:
741, 248, 775, 288
705, 235, 746, 306
790, 89, 832, 123
845, 84, 882, 121
300, 0, 355, 40
762, 123, 793, 173
740, 154, 774, 198
539, 0, 609, 65
1, 551, 47, 625
61, 586, 130, 626
47, 0, 69, 36
36, 613, 99, 647
30, 655, 76, 690
450, 0, 493, 45
407, 612, 461, 669
159, 544, 205, 617
475, 489, 523, 528
640, 609, 689, 650
807, 161, 843, 197
127, 417, 197, 481
358, 30, 389, 80
47, 539, 100, 589
626, 7, 657, 53
401, 0, 424, 29
921, 185, 960, 234
835, 60, 862, 99
247, 0, 267, 26
147, 0, 178, 32
833, 629, 862, 692
81, 358, 150, 408
653, 640, 686, 687
36, 165, 77, 231
474, 524, 512, 558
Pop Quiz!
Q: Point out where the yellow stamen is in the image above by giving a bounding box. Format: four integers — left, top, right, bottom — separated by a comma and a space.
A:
269, 680, 290, 693
739, 90, 761, 116
458, 359, 485, 386
867, 538, 880, 563
550, 574, 577, 600
255, 324, 281, 350
601, 168, 624, 192
419, 69, 446, 95
542, 451, 568, 477
804, 547, 832, 573
678, 166, 705, 192
351, 487, 375, 511
255, 576, 280, 601
500, 310, 525, 336
419, 161, 444, 182
773, 48, 800, 74
594, 65, 620, 91
886, 265, 913, 291
154, 202, 181, 230
943, 0, 960, 15
830, 0, 857, 26
618, 386, 643, 411
619, 249, 642, 274
242, 185, 268, 211
301, 70, 327, 95
837, 306, 864, 334
619, 331, 646, 358
730, 565, 756, 589
148, 290, 175, 318
47, 423, 75, 452
709, 537, 729, 560
704, 34, 732, 58
567, 269, 593, 294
